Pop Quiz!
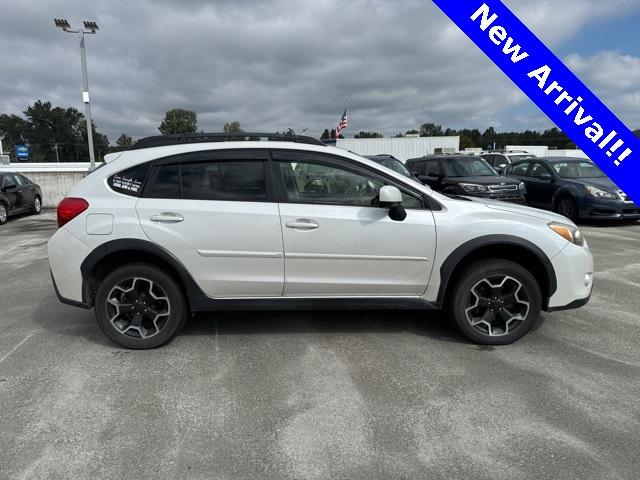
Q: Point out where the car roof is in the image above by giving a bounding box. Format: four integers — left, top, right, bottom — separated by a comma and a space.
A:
542, 157, 591, 163
102, 140, 431, 193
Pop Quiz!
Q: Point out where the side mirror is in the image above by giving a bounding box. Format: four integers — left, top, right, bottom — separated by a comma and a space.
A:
379, 185, 407, 222
2, 183, 17, 192
538, 173, 553, 181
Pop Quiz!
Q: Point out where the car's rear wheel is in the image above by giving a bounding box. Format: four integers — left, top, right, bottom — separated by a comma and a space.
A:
95, 263, 187, 349
449, 259, 542, 345
555, 196, 579, 222
32, 196, 42, 214
0, 203, 7, 225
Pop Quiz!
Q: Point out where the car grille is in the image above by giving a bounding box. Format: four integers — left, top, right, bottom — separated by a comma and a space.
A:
618, 190, 633, 203
488, 184, 518, 192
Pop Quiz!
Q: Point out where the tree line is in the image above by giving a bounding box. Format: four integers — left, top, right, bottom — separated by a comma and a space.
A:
2, 102, 639, 162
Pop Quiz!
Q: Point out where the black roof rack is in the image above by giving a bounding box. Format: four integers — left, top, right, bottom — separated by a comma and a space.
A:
130, 132, 326, 150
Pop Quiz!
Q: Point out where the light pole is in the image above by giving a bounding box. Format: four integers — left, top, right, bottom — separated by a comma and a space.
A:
54, 19, 99, 170
0, 134, 4, 156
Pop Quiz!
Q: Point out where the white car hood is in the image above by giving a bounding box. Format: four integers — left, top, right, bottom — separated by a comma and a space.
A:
462, 196, 572, 224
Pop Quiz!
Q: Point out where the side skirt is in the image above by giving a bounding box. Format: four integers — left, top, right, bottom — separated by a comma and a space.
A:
191, 296, 438, 312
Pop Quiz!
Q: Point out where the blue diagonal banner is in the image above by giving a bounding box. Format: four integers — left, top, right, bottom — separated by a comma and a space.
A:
432, 0, 640, 204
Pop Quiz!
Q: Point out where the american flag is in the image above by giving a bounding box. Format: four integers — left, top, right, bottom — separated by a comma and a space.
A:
336, 108, 348, 137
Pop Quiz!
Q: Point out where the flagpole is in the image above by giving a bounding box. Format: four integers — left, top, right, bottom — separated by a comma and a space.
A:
344, 98, 349, 139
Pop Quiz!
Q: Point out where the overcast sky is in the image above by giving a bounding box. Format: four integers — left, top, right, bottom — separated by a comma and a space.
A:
1, 0, 639, 143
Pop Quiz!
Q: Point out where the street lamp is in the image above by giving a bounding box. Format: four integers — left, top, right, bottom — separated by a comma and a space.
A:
54, 18, 99, 170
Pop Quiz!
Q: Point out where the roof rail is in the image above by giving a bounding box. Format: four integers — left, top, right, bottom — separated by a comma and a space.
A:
129, 132, 326, 150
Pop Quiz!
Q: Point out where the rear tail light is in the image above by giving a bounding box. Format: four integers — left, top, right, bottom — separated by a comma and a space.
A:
57, 197, 89, 228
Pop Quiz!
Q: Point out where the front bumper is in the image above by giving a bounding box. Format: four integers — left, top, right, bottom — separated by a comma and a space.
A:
547, 241, 594, 310
579, 197, 640, 220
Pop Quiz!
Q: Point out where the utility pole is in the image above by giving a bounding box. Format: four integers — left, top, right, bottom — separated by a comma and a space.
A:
53, 143, 60, 163
54, 19, 99, 170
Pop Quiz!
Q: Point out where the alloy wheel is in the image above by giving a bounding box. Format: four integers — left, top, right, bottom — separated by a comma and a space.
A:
106, 277, 171, 339
557, 198, 577, 220
34, 198, 41, 213
464, 275, 531, 337
0, 205, 6, 223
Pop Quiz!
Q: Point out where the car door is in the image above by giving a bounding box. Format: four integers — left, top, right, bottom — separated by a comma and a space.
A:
136, 149, 284, 298
1, 174, 21, 213
273, 149, 436, 297
525, 162, 557, 209
14, 174, 35, 208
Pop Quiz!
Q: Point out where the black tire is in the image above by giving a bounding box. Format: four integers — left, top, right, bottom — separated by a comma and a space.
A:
448, 259, 542, 345
0, 203, 7, 225
95, 263, 188, 349
32, 196, 42, 215
555, 196, 579, 222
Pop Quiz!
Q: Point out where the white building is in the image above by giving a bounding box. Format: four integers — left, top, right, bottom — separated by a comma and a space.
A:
334, 136, 460, 162
506, 145, 589, 159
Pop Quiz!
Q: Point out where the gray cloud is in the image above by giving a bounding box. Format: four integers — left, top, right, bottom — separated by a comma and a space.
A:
0, 0, 638, 143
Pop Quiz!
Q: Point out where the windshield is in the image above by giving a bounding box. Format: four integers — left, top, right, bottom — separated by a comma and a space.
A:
553, 161, 605, 179
441, 157, 497, 177
376, 158, 413, 178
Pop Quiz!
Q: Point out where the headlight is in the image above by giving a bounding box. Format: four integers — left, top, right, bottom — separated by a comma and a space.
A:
585, 185, 616, 199
548, 222, 585, 246
459, 183, 488, 193
518, 182, 526, 192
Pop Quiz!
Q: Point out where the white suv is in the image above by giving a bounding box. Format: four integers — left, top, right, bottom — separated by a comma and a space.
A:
48, 133, 594, 349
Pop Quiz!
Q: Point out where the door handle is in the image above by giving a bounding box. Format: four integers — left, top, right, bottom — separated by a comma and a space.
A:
286, 219, 319, 230
150, 212, 184, 223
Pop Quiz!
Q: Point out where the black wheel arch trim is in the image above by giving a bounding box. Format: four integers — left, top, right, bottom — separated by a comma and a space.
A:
79, 238, 212, 310
437, 234, 558, 308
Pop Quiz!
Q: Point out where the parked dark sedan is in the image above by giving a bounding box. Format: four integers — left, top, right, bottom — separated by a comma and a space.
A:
504, 157, 639, 221
406, 155, 526, 203
364, 154, 417, 180
0, 172, 43, 224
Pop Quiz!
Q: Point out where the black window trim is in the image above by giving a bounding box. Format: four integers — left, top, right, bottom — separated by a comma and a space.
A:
141, 148, 275, 203
269, 149, 429, 210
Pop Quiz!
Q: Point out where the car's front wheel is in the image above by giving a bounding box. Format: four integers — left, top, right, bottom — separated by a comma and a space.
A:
95, 263, 187, 349
555, 196, 579, 222
449, 259, 542, 345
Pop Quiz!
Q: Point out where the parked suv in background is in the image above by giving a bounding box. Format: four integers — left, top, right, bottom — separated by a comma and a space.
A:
0, 172, 43, 224
481, 150, 537, 173
364, 154, 416, 180
406, 155, 526, 203
505, 157, 639, 222
48, 133, 593, 349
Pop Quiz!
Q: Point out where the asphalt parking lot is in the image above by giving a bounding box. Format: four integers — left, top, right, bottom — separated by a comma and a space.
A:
1, 211, 639, 480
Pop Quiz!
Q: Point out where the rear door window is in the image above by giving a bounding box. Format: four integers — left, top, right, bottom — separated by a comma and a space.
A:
150, 164, 180, 199
181, 161, 267, 201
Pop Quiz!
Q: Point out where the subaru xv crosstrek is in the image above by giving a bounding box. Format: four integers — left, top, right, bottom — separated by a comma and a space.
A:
48, 133, 594, 349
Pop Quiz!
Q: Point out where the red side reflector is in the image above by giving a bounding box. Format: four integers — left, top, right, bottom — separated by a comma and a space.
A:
57, 197, 89, 228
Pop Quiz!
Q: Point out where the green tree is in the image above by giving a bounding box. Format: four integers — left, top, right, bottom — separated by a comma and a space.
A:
116, 133, 133, 148
223, 121, 243, 133
159, 108, 198, 135
321, 129, 331, 140
419, 123, 444, 137
633, 128, 640, 139
354, 131, 383, 138
405, 129, 419, 135
0, 114, 28, 160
